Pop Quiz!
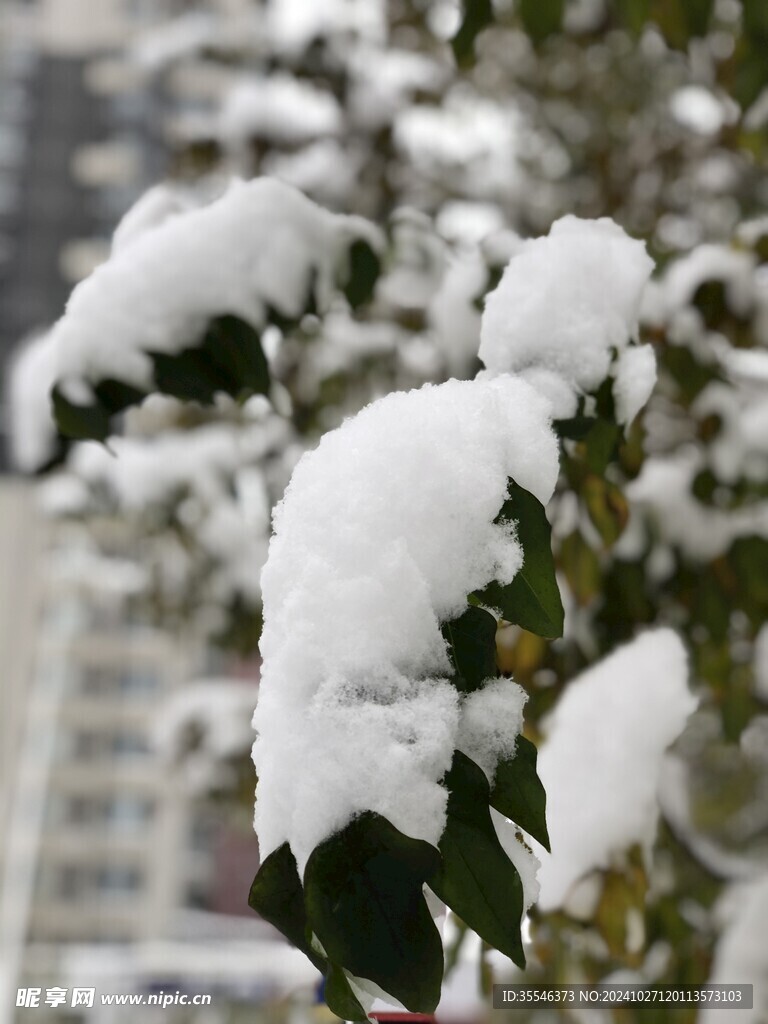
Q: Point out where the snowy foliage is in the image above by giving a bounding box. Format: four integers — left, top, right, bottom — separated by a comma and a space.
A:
480, 217, 655, 420
47, 177, 379, 402
253, 375, 559, 870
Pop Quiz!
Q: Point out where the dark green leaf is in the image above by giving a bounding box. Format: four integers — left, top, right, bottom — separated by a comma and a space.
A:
324, 964, 369, 1023
431, 752, 526, 968
680, 0, 715, 37
149, 315, 270, 405
614, 0, 652, 36
343, 240, 381, 309
583, 418, 621, 475
734, 40, 768, 111
474, 480, 564, 638
490, 736, 550, 851
149, 346, 224, 404
553, 415, 598, 442
248, 843, 325, 971
442, 607, 498, 694
249, 844, 370, 1023
451, 0, 494, 66
94, 379, 148, 415
203, 315, 270, 397
519, 0, 565, 43
52, 386, 111, 443
743, 0, 768, 38
304, 811, 443, 1014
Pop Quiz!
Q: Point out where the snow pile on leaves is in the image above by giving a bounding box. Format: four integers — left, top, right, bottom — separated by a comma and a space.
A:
480, 216, 655, 421
253, 376, 559, 871
534, 629, 696, 911
46, 177, 379, 401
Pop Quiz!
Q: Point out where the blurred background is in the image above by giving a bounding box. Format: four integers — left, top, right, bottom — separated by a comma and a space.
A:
0, 0, 767, 1022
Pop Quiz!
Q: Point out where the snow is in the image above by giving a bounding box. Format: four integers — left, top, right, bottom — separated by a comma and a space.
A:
533, 629, 696, 911
660, 754, 764, 881
613, 344, 657, 425
669, 86, 727, 136
262, 140, 360, 206
266, 0, 386, 55
694, 381, 768, 484
154, 679, 257, 793
491, 810, 541, 913
47, 177, 381, 401
49, 544, 149, 597
111, 182, 198, 252
348, 47, 447, 127
642, 244, 756, 326
456, 679, 527, 779
131, 13, 219, 71
699, 875, 768, 1024
627, 448, 768, 560
58, 416, 289, 608
5, 330, 58, 472
480, 216, 655, 421
219, 75, 344, 145
394, 93, 523, 198
427, 246, 486, 377
253, 375, 559, 871
436, 201, 506, 246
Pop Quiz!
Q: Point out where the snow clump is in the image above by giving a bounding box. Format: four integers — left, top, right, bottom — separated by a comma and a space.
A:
480, 216, 655, 421
533, 628, 696, 911
46, 177, 380, 403
253, 375, 559, 872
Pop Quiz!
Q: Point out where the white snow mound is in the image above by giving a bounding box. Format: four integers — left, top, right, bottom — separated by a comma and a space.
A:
480, 216, 655, 421
253, 375, 559, 871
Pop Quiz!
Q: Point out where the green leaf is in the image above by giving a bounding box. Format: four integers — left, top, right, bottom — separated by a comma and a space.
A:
149, 346, 224, 404
614, 0, 652, 36
149, 315, 270, 405
490, 736, 550, 851
474, 480, 564, 638
743, 0, 768, 38
343, 240, 381, 310
93, 379, 148, 415
248, 843, 325, 971
583, 474, 629, 547
324, 965, 369, 1023
203, 315, 270, 397
431, 752, 526, 968
583, 418, 621, 475
304, 811, 443, 1014
553, 415, 598, 442
249, 845, 370, 1023
451, 0, 494, 66
52, 386, 111, 443
519, 0, 565, 43
442, 607, 498, 694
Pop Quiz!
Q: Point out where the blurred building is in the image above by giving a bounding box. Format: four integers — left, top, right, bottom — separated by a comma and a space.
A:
0, 489, 286, 1022
0, 3, 285, 1019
